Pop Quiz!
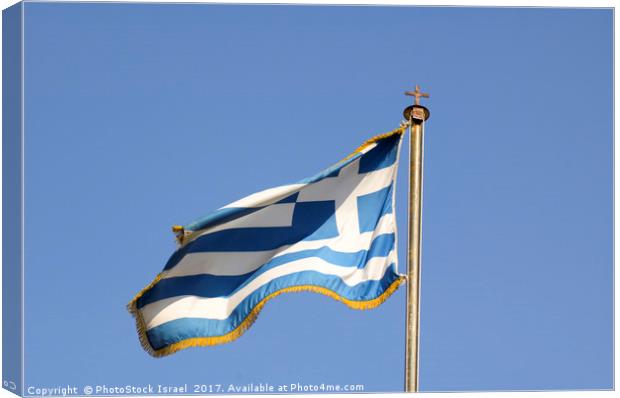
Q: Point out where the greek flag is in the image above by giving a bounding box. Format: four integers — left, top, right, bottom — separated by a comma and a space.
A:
128, 127, 406, 357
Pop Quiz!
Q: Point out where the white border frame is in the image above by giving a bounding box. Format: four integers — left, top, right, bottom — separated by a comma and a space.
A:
0, 2, 615, 398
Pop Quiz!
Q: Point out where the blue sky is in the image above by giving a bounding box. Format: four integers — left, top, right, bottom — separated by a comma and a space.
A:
19, 3, 612, 392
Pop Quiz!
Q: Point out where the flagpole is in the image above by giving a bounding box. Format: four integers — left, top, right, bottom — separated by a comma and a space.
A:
403, 86, 430, 393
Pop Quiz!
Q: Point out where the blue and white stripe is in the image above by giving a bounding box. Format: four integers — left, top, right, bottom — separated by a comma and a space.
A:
129, 130, 405, 356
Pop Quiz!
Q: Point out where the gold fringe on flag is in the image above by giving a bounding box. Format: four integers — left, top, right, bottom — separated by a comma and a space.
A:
341, 125, 406, 162
127, 276, 405, 358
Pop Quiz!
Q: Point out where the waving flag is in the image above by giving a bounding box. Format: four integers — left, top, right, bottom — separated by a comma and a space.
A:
128, 126, 407, 357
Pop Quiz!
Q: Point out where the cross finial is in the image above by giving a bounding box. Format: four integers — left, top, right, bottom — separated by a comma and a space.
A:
405, 85, 430, 106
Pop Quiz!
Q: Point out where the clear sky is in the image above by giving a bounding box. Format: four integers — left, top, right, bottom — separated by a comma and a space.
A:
21, 2, 612, 393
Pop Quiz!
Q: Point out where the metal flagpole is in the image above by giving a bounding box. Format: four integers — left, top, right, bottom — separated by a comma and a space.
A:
403, 85, 430, 393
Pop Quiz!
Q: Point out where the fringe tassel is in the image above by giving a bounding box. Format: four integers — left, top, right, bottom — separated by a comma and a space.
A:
127, 299, 159, 357
126, 272, 165, 357
127, 276, 406, 358
341, 125, 406, 162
